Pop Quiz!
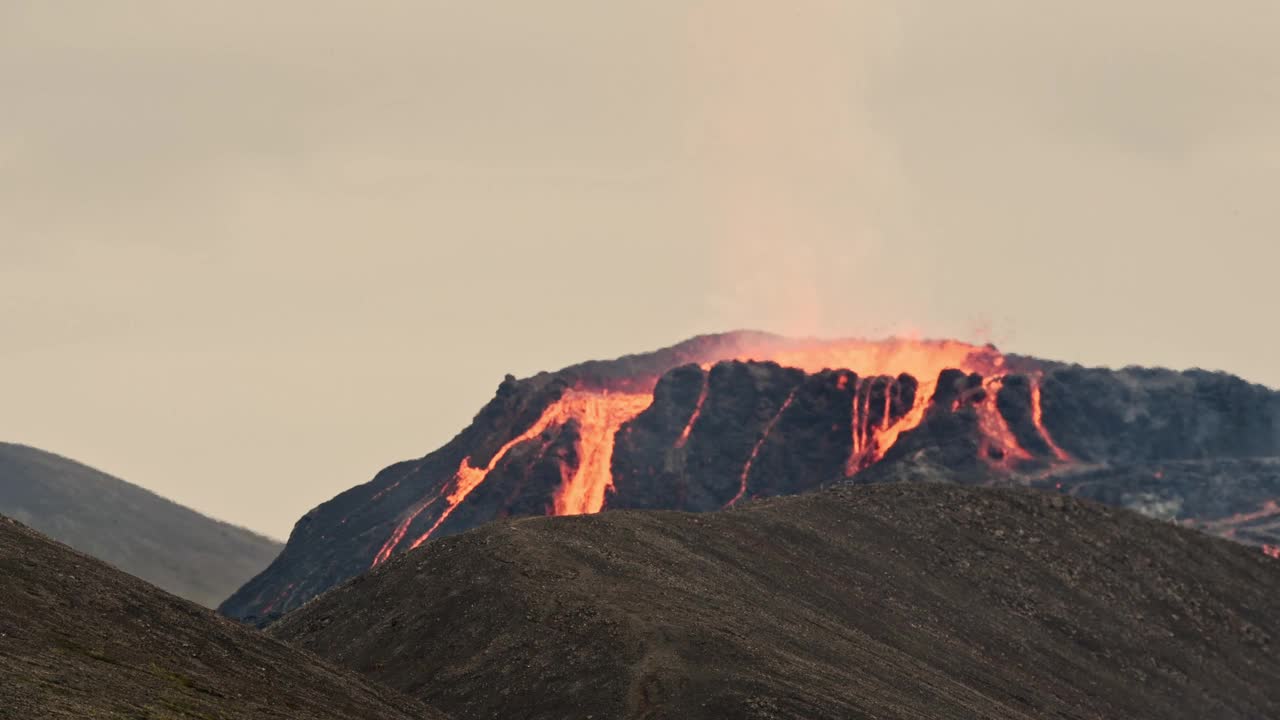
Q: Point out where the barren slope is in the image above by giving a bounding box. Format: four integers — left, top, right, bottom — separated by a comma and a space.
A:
0, 515, 443, 720
275, 484, 1280, 720
0, 442, 281, 607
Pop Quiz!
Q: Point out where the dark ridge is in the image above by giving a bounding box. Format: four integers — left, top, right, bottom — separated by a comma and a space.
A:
0, 515, 445, 719
0, 442, 282, 608
273, 483, 1280, 720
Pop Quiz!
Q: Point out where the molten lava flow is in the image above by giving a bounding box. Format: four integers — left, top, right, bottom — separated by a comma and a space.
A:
390, 388, 654, 554
370, 336, 1076, 568
975, 378, 1033, 466
844, 376, 930, 476
727, 389, 797, 509
1264, 544, 1280, 559
371, 494, 440, 567
403, 397, 585, 552
675, 375, 709, 449
551, 390, 655, 515
1198, 500, 1280, 530
1030, 383, 1072, 462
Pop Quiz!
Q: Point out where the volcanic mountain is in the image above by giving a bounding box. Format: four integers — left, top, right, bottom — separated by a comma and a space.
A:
0, 442, 282, 608
272, 483, 1280, 720
0, 515, 444, 719
221, 332, 1280, 621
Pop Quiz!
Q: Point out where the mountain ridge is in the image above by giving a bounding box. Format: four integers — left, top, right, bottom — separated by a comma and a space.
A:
0, 442, 282, 608
0, 513, 445, 719
272, 482, 1280, 720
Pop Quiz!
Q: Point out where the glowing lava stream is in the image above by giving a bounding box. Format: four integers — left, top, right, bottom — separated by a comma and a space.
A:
845, 376, 930, 476
375, 388, 654, 561
551, 391, 656, 515
976, 378, 1033, 466
727, 389, 797, 509
370, 338, 1079, 567
675, 375, 710, 449
1030, 383, 1072, 461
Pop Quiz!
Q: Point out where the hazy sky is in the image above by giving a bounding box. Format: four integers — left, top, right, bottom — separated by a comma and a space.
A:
4, 2, 1279, 538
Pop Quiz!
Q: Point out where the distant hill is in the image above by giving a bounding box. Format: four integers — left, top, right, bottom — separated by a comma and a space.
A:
0, 515, 443, 720
274, 483, 1280, 720
0, 442, 281, 608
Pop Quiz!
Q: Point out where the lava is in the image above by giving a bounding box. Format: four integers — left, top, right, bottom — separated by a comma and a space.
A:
675, 374, 710, 449
1198, 500, 1280, 531
727, 389, 797, 509
372, 494, 440, 567
372, 336, 1072, 565
1030, 383, 1072, 462
551, 390, 655, 515
385, 388, 652, 557
861, 381, 928, 473
975, 378, 1033, 466
1265, 545, 1280, 559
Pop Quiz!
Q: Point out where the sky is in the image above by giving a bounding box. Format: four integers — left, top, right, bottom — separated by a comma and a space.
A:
4, 1, 1279, 539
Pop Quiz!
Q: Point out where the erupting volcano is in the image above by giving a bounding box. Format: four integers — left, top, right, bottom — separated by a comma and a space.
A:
221, 331, 1280, 623
365, 335, 1069, 567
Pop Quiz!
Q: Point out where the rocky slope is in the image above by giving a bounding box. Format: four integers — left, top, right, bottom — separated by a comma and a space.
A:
0, 515, 445, 719
222, 333, 1280, 622
0, 442, 282, 607
273, 483, 1280, 720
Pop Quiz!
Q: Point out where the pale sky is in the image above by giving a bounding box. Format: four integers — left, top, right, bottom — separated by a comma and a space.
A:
4, 1, 1278, 538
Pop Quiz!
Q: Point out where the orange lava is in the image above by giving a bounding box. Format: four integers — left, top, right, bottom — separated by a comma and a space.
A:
1030, 383, 1072, 462
862, 383, 929, 473
551, 390, 655, 515
371, 336, 1071, 565
388, 388, 653, 555
975, 378, 1033, 466
727, 389, 797, 509
675, 375, 710, 449
1264, 544, 1280, 559
371, 494, 440, 567
1199, 500, 1280, 530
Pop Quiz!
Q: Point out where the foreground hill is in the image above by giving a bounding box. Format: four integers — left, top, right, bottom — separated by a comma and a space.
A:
0, 442, 281, 607
0, 515, 443, 720
274, 484, 1280, 720
224, 332, 1280, 622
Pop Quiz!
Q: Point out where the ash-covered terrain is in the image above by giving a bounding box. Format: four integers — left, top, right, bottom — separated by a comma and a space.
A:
222, 332, 1280, 622
273, 483, 1280, 720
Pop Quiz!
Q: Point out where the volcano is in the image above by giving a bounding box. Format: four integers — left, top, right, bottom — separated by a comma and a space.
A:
220, 332, 1280, 622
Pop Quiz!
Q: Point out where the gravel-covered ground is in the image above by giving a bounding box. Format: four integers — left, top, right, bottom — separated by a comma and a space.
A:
275, 483, 1280, 720
0, 515, 444, 719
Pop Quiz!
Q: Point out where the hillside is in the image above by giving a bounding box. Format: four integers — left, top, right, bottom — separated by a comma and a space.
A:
274, 483, 1280, 720
0, 442, 281, 607
222, 333, 1280, 622
0, 515, 444, 719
